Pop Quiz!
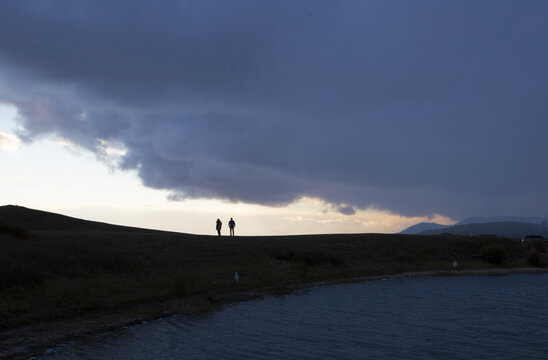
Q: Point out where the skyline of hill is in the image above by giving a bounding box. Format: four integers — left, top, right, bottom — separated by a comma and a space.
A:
0, 205, 162, 233
2, 204, 547, 239
399, 222, 450, 235
401, 216, 548, 235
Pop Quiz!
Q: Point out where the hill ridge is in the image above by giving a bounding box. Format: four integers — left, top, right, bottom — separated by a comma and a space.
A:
399, 222, 450, 235
0, 205, 161, 233
418, 221, 548, 238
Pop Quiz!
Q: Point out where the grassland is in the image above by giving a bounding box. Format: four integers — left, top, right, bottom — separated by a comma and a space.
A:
1, 222, 547, 358
2, 229, 546, 328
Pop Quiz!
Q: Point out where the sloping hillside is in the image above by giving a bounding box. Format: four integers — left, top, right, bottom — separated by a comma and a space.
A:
0, 205, 159, 232
399, 222, 450, 234
419, 221, 548, 239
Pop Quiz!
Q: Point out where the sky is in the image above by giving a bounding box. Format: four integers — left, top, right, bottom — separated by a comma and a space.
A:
0, 1, 547, 235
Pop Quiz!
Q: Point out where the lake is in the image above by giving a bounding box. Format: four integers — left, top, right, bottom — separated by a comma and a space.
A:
36, 273, 548, 359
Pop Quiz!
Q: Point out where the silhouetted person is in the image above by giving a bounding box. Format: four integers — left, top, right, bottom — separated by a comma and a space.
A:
229, 217, 236, 236
216, 218, 222, 237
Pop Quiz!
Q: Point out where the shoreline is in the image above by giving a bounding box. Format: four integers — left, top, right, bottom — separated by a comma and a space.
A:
2, 267, 547, 360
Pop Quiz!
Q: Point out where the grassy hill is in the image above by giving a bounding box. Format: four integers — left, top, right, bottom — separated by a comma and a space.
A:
0, 205, 160, 233
1, 205, 547, 359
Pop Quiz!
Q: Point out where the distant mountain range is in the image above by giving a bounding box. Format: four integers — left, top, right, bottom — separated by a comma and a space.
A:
401, 216, 548, 239
399, 222, 451, 235
419, 221, 548, 238
457, 216, 548, 225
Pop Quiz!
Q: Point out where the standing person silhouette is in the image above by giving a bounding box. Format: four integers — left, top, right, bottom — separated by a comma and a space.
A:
216, 218, 222, 237
228, 217, 236, 236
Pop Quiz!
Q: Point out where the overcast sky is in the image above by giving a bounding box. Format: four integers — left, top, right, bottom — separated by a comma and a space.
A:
1, 1, 547, 231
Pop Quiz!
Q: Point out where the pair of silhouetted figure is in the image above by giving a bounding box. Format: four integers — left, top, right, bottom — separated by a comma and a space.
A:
216, 217, 236, 236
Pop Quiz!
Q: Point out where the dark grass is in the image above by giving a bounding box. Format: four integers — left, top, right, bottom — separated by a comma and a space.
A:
0, 229, 537, 330
0, 205, 160, 233
0, 223, 28, 239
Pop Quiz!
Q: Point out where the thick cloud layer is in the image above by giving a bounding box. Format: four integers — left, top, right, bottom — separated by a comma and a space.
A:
1, 0, 547, 218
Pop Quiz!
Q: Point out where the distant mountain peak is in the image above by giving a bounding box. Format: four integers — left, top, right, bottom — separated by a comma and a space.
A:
399, 222, 450, 235
402, 215, 548, 235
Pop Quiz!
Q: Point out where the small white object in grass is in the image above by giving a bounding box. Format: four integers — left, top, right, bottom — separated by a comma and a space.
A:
452, 260, 458, 269
235, 272, 240, 283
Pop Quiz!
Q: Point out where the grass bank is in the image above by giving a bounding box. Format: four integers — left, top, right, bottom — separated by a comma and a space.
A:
2, 230, 546, 329
1, 228, 547, 357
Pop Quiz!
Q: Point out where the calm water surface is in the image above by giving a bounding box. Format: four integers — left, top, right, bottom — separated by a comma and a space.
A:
38, 274, 548, 359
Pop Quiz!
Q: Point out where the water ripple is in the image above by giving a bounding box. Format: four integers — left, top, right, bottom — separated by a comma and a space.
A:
38, 274, 548, 360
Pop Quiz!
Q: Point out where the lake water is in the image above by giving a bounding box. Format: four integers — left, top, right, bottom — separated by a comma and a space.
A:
37, 273, 548, 359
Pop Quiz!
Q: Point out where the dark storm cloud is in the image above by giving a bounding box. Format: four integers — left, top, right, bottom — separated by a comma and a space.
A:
1, 0, 547, 218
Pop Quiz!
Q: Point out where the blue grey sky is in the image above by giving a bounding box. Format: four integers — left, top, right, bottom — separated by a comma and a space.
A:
1, 0, 547, 220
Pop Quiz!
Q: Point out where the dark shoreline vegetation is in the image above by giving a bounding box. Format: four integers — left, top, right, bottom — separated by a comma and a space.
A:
1, 210, 548, 358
